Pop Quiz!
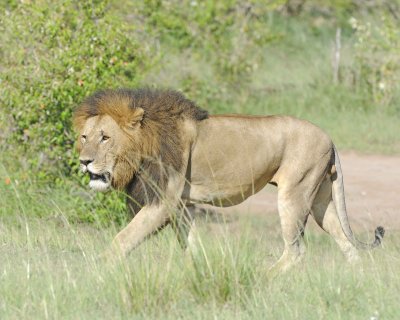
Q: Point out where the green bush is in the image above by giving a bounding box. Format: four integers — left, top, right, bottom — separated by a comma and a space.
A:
129, 0, 280, 108
349, 14, 400, 107
0, 0, 148, 178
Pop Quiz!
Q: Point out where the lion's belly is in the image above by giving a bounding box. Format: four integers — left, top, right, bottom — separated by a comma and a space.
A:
186, 145, 277, 206
187, 178, 270, 207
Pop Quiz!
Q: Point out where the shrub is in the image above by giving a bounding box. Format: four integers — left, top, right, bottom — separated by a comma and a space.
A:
131, 0, 280, 108
349, 14, 400, 107
0, 0, 148, 178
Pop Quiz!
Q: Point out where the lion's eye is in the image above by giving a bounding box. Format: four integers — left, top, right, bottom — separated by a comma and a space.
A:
101, 135, 110, 143
81, 135, 87, 143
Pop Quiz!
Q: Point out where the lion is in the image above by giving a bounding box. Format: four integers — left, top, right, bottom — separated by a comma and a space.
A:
73, 88, 384, 274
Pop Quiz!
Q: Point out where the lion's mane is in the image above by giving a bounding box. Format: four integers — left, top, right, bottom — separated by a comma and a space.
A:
73, 88, 208, 213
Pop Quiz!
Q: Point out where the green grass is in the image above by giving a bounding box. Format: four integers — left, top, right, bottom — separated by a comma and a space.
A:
1, 165, 400, 319
1, 214, 400, 319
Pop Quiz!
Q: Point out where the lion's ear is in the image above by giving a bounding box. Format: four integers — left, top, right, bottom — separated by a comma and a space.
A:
127, 107, 144, 128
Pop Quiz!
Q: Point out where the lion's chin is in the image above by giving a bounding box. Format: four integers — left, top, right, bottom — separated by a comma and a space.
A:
89, 179, 111, 192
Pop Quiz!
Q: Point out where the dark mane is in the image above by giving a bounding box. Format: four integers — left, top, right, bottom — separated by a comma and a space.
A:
80, 88, 208, 123
74, 88, 208, 215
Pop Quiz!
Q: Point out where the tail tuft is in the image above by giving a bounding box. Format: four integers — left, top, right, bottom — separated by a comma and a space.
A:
374, 226, 385, 245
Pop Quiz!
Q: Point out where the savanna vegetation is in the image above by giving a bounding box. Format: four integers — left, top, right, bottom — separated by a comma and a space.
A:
1, 0, 400, 318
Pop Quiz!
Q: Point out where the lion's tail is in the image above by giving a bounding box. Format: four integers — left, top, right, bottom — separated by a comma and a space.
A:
331, 145, 384, 250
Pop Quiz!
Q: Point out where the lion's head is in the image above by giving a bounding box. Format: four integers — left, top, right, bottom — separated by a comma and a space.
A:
73, 89, 208, 205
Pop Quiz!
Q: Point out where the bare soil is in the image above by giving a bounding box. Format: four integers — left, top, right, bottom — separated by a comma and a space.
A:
211, 152, 400, 232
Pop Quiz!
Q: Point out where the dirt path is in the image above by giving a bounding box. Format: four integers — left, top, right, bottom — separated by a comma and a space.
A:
213, 152, 400, 231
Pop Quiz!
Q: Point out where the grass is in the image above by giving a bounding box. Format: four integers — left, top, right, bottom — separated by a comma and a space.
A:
1, 164, 400, 319
2, 214, 400, 319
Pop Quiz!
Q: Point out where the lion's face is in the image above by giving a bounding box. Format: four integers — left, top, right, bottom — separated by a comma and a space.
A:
78, 114, 139, 191
74, 89, 207, 194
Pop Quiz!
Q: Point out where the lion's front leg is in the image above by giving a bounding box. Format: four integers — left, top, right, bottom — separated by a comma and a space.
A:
111, 205, 169, 257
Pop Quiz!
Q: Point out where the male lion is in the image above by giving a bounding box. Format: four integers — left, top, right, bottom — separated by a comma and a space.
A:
73, 88, 384, 273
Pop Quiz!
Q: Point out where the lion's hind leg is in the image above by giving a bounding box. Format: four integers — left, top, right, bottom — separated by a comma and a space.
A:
268, 188, 312, 277
311, 177, 359, 262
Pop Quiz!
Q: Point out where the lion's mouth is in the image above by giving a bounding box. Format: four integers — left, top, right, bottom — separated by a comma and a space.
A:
87, 171, 111, 192
89, 171, 110, 183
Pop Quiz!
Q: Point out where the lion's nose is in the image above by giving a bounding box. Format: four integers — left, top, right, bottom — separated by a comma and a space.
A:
80, 159, 93, 166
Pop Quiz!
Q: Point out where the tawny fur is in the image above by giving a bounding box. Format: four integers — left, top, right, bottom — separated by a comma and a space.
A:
73, 88, 384, 274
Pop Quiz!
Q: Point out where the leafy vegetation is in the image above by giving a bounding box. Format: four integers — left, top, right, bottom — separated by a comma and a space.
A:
350, 14, 400, 106
0, 0, 147, 178
1, 0, 399, 222
1, 1, 399, 179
